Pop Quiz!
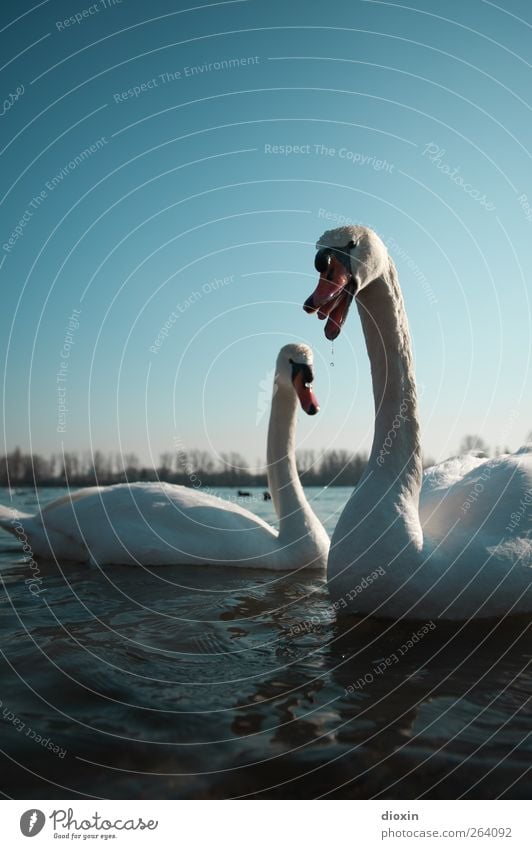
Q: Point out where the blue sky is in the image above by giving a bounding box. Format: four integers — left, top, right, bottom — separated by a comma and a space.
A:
1, 0, 531, 468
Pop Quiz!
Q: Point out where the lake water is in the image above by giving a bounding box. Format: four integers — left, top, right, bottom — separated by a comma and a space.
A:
0, 486, 531, 799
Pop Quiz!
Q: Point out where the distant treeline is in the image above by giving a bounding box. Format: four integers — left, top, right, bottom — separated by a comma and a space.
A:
1, 447, 369, 489
2, 434, 522, 490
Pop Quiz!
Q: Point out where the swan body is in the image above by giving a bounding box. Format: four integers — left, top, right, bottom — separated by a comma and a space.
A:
305, 226, 532, 619
0, 345, 329, 571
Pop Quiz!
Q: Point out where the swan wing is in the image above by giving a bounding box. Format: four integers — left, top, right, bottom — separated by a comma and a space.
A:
34, 483, 278, 565
420, 450, 532, 543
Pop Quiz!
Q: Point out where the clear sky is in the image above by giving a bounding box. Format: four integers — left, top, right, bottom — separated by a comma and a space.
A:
1, 0, 531, 469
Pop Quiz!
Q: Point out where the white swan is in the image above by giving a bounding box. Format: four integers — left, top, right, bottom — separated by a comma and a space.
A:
304, 226, 532, 619
0, 344, 329, 571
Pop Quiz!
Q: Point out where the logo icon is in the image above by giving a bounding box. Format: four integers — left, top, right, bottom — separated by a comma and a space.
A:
20, 810, 45, 837
256, 368, 277, 426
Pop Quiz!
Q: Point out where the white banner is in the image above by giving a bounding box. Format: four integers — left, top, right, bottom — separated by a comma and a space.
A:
0, 800, 529, 848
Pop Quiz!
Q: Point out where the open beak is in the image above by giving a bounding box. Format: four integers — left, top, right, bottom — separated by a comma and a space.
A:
291, 362, 320, 415
303, 247, 356, 340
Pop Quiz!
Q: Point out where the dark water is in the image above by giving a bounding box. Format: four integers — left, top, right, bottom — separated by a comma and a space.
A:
0, 486, 531, 799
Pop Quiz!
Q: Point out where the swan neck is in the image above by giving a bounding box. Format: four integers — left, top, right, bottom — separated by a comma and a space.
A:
357, 261, 422, 495
266, 384, 312, 538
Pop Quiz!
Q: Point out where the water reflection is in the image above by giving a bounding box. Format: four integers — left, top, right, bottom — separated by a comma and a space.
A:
0, 488, 531, 798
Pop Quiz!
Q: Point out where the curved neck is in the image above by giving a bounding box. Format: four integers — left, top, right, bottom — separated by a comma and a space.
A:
357, 261, 422, 500
266, 383, 314, 540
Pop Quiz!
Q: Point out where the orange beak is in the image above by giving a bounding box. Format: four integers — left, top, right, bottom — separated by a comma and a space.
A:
292, 369, 319, 415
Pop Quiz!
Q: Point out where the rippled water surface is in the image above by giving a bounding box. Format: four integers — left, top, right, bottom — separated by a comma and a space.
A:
0, 486, 531, 799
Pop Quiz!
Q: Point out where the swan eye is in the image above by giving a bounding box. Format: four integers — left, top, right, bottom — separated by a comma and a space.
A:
315, 248, 332, 273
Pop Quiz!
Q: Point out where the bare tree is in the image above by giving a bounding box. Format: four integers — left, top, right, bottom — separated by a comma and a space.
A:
123, 453, 140, 478
296, 449, 317, 473
158, 452, 174, 478
7, 447, 23, 482
60, 451, 80, 480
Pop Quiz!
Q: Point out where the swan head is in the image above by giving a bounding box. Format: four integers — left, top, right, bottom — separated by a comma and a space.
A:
276, 343, 320, 416
303, 225, 389, 340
